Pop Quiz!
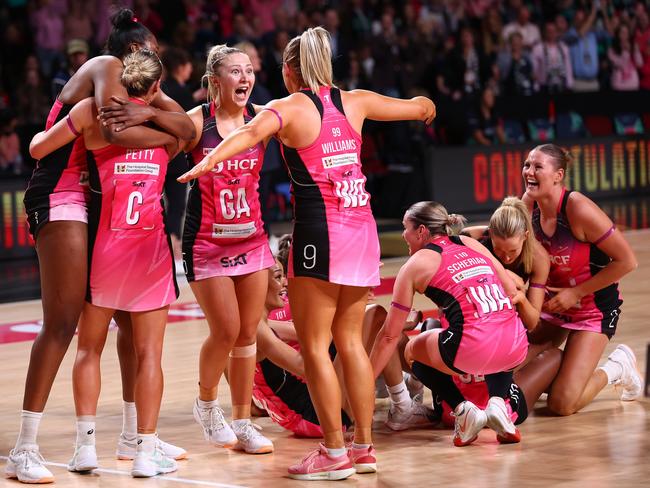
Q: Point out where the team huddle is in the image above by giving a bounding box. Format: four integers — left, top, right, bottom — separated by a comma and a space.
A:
5, 8, 643, 484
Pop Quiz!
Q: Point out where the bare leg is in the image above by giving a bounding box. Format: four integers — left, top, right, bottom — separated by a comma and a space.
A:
514, 347, 563, 413
190, 277, 240, 401
547, 330, 609, 416
130, 307, 169, 433
229, 270, 268, 419
114, 311, 136, 403
331, 286, 373, 445
288, 277, 341, 448
23, 221, 87, 411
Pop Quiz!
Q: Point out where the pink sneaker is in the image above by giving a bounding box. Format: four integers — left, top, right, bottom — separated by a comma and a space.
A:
348, 445, 377, 474
288, 444, 356, 481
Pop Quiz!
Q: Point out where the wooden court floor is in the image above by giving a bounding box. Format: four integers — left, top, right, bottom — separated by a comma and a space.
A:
1, 230, 649, 488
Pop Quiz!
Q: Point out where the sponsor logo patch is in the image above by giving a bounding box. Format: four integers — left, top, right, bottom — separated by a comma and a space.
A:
114, 163, 160, 176
322, 152, 358, 169
451, 265, 493, 283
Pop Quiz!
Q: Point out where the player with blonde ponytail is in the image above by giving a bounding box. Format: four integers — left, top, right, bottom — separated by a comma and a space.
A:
179, 26, 435, 480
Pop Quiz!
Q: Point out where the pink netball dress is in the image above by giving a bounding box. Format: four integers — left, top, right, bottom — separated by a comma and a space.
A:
423, 235, 528, 375
86, 136, 178, 312
183, 103, 273, 281
281, 87, 380, 287
24, 99, 90, 236
532, 189, 622, 337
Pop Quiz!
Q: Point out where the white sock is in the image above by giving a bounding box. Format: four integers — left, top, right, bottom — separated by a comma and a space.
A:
76, 416, 96, 447
15, 410, 42, 450
326, 446, 346, 457
197, 398, 218, 409
387, 380, 411, 409
232, 419, 249, 431
352, 442, 370, 450
136, 433, 157, 455
599, 360, 623, 384
122, 401, 137, 439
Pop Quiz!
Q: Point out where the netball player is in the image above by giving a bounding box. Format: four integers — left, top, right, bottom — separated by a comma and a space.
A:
178, 26, 435, 480
522, 144, 642, 416
181, 45, 274, 454
26, 50, 180, 478
6, 10, 191, 484
370, 202, 529, 447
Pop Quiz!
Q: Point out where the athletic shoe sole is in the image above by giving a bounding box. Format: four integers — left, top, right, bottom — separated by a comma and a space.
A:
288, 467, 356, 481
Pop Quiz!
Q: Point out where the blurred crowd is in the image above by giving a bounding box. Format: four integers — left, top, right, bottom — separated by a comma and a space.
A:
1, 0, 649, 180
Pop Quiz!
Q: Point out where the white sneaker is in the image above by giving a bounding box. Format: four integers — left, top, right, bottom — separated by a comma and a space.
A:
385, 400, 439, 431
404, 373, 424, 400
485, 397, 521, 444
608, 345, 643, 401
67, 444, 98, 472
192, 398, 237, 447
131, 447, 177, 478
116, 434, 188, 460
231, 420, 274, 454
5, 447, 54, 483
452, 401, 487, 447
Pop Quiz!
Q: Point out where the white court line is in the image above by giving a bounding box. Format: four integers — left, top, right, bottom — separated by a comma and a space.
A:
0, 456, 247, 488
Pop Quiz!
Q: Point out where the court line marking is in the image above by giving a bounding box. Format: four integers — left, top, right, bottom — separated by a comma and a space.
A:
0, 456, 247, 488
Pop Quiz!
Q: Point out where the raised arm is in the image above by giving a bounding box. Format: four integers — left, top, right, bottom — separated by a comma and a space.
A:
348, 89, 435, 125
545, 193, 637, 313
93, 59, 193, 146
29, 99, 94, 160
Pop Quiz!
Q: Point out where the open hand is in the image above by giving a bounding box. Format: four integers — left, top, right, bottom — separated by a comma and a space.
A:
98, 96, 155, 132
177, 156, 217, 183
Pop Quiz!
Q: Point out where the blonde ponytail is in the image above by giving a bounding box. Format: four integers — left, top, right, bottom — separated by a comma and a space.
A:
284, 27, 334, 93
203, 44, 244, 104
489, 196, 535, 274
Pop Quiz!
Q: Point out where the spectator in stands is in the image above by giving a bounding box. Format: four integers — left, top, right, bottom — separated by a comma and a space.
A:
565, 6, 600, 92
51, 39, 89, 101
369, 10, 401, 96
134, 0, 164, 38
532, 21, 573, 93
14, 63, 50, 140
502, 5, 541, 51
468, 86, 506, 146
64, 0, 93, 45
632, 3, 650, 89
499, 31, 535, 96
30, 0, 65, 78
608, 24, 642, 91
0, 109, 23, 176
481, 6, 505, 59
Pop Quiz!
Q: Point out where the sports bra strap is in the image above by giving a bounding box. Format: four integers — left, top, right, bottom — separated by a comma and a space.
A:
201, 103, 211, 119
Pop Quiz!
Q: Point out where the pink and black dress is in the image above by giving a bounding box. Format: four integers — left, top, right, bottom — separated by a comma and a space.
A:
182, 102, 273, 281
24, 99, 90, 237
532, 188, 622, 337
423, 235, 528, 375
280, 87, 380, 287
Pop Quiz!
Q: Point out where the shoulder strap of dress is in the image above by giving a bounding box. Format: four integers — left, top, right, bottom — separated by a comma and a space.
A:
299, 89, 324, 120
424, 243, 443, 254
245, 102, 256, 119
201, 102, 211, 119
330, 88, 346, 116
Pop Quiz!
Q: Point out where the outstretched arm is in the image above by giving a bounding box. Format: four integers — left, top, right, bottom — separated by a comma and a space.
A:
177, 100, 285, 182
351, 90, 436, 125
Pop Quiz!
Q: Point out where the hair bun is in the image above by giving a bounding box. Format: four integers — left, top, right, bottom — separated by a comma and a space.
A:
111, 8, 135, 29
